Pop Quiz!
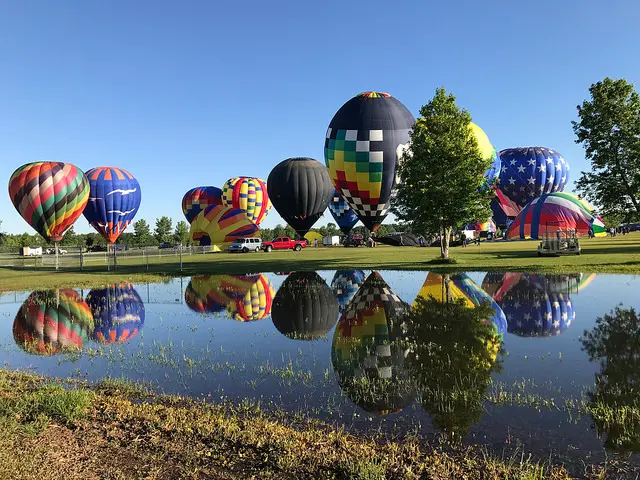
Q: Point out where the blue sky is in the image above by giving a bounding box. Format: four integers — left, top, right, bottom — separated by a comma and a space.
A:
1, 0, 638, 234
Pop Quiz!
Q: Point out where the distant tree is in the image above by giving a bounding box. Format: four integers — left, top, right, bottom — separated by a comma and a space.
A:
326, 223, 338, 236
272, 224, 286, 239
173, 221, 190, 245
573, 78, 640, 222
154, 217, 173, 244
134, 219, 152, 246
60, 226, 77, 246
392, 88, 492, 259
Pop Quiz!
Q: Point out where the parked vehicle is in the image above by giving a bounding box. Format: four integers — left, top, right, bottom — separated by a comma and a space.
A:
21, 246, 43, 256
228, 237, 263, 253
45, 247, 67, 255
262, 237, 306, 252
158, 242, 172, 249
322, 235, 341, 246
343, 233, 365, 247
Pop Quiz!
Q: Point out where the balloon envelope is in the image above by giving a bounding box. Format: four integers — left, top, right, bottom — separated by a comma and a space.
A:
507, 192, 606, 239
498, 147, 569, 207
8, 162, 89, 242
190, 205, 259, 247
325, 92, 415, 232
221, 177, 271, 225
331, 270, 366, 312
83, 167, 141, 244
226, 274, 275, 322
86, 283, 145, 344
272, 272, 339, 339
267, 157, 334, 237
182, 186, 223, 224
469, 123, 501, 183
13, 289, 94, 355
328, 189, 359, 234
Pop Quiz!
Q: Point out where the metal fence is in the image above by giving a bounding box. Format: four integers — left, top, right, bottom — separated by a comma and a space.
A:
0, 245, 215, 271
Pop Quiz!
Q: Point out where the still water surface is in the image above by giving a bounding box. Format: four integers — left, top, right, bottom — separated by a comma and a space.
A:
1, 270, 639, 471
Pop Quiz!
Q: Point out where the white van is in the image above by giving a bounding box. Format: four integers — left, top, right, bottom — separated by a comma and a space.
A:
228, 237, 263, 253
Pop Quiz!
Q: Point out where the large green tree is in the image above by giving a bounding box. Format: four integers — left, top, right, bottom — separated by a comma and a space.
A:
392, 88, 492, 259
173, 220, 190, 245
573, 78, 640, 222
134, 219, 152, 246
154, 216, 173, 244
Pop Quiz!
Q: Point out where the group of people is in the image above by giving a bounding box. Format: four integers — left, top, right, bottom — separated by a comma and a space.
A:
460, 232, 481, 247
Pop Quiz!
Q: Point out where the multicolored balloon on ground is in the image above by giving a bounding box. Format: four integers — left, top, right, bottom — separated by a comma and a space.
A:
182, 186, 223, 224
86, 283, 145, 344
189, 204, 259, 248
272, 272, 339, 339
332, 272, 414, 414
331, 270, 366, 312
325, 92, 415, 232
267, 157, 334, 237
13, 289, 94, 355
226, 274, 275, 322
466, 218, 496, 233
498, 147, 569, 207
328, 189, 359, 234
507, 192, 606, 239
8, 162, 90, 242
221, 177, 271, 225
82, 167, 141, 244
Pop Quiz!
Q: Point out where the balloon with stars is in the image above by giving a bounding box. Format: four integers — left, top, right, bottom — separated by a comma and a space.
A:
497, 147, 569, 208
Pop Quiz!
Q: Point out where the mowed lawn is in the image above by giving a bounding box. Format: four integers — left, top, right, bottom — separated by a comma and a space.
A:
1, 233, 640, 291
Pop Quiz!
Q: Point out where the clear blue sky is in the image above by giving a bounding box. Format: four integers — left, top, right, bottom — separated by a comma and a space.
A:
1, 0, 638, 234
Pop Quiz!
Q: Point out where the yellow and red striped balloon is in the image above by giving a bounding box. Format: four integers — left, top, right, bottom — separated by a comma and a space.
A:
221, 177, 271, 225
8, 162, 89, 242
189, 204, 259, 248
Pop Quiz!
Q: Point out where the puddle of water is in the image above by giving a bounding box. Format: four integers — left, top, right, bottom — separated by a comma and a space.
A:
1, 270, 639, 472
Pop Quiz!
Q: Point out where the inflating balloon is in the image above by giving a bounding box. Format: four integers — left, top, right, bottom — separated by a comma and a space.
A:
328, 189, 359, 235
226, 274, 275, 322
13, 289, 94, 356
267, 157, 334, 237
469, 123, 501, 183
221, 177, 271, 225
325, 92, 415, 232
86, 283, 145, 344
8, 162, 89, 243
190, 205, 259, 248
272, 272, 339, 339
182, 186, 223, 224
498, 147, 569, 207
83, 167, 141, 244
507, 192, 606, 239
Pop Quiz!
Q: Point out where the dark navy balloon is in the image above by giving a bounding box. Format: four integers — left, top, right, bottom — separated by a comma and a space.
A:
83, 167, 142, 244
87, 283, 145, 344
498, 147, 569, 207
328, 190, 359, 235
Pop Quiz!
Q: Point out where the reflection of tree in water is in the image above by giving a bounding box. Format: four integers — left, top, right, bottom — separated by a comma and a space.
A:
581, 306, 640, 453
406, 275, 503, 441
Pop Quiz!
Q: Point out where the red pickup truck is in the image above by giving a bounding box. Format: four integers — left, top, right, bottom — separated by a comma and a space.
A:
263, 237, 306, 252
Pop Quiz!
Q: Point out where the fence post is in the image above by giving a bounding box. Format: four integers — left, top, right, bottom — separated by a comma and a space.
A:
80, 246, 84, 270
179, 244, 183, 272
146, 247, 149, 271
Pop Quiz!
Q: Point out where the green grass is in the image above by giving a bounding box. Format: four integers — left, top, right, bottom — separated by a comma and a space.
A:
1, 233, 640, 292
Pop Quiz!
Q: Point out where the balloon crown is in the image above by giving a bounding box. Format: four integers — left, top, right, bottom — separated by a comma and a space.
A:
357, 91, 391, 98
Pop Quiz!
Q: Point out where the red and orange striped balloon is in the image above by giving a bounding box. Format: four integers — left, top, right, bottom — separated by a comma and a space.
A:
8, 162, 90, 242
189, 204, 259, 247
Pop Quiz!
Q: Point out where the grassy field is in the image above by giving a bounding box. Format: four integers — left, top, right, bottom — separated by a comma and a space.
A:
1, 233, 640, 292
0, 369, 601, 480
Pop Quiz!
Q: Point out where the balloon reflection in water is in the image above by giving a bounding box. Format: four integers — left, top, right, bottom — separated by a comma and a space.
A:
272, 272, 339, 340
86, 283, 145, 344
331, 272, 415, 414
13, 289, 94, 355
184, 275, 274, 321
331, 270, 365, 313
483, 272, 576, 337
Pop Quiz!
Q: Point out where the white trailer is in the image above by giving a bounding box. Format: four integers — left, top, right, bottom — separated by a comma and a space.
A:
322, 235, 341, 246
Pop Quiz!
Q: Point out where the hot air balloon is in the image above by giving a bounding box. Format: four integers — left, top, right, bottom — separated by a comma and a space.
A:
487, 273, 575, 337
182, 186, 223, 224
189, 205, 259, 249
490, 189, 522, 227
8, 162, 89, 244
185, 278, 226, 314
226, 274, 275, 322
469, 123, 501, 183
82, 167, 141, 244
331, 270, 366, 312
332, 272, 414, 414
13, 289, 94, 356
267, 157, 334, 237
507, 192, 606, 240
272, 272, 339, 340
498, 147, 569, 207
221, 177, 271, 225
325, 92, 415, 232
86, 283, 145, 344
466, 218, 496, 234
328, 189, 359, 234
